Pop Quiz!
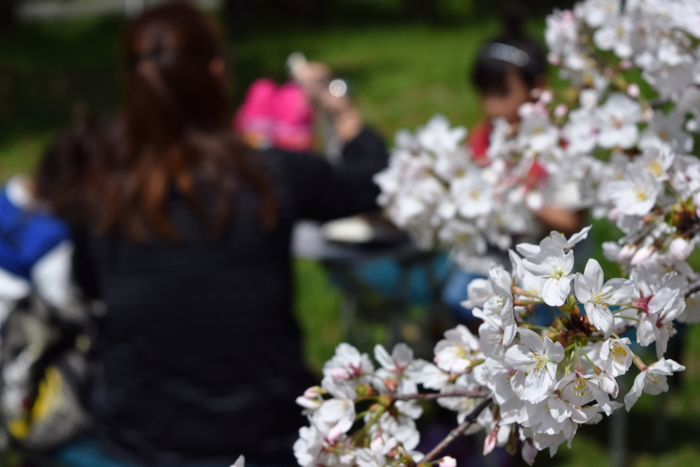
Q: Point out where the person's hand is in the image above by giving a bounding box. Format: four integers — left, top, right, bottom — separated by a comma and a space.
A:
292, 61, 362, 142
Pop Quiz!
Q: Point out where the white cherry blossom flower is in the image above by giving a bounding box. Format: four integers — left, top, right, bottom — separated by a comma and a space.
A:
577, 0, 621, 28
598, 338, 633, 377
637, 286, 686, 358
607, 165, 661, 216
482, 267, 517, 345
452, 173, 494, 218
523, 249, 575, 307
596, 93, 642, 149
624, 358, 685, 411
434, 325, 482, 374
374, 343, 428, 395
594, 15, 634, 58
505, 328, 565, 402
574, 259, 635, 336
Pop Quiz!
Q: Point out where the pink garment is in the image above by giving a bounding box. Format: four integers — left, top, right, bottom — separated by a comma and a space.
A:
234, 78, 315, 151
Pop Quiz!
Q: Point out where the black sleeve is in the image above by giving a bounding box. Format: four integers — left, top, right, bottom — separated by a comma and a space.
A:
269, 127, 388, 222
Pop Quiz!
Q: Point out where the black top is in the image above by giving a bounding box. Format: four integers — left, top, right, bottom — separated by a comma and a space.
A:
78, 129, 387, 465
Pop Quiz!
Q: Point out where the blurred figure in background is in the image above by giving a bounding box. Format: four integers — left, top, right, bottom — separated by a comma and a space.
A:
441, 7, 584, 327
234, 77, 316, 152
0, 123, 93, 453
46, 2, 386, 466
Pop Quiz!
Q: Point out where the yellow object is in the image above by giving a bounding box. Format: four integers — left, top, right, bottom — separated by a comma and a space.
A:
7, 366, 63, 440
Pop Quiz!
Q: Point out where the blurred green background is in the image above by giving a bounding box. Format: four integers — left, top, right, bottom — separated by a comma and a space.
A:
2, 1, 700, 466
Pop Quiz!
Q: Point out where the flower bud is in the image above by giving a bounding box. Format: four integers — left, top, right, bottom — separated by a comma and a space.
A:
554, 104, 568, 118
669, 237, 691, 260
331, 367, 351, 381
631, 245, 655, 265
439, 456, 457, 467
304, 386, 322, 399
539, 90, 553, 104
627, 83, 640, 98
483, 427, 499, 455
295, 395, 320, 410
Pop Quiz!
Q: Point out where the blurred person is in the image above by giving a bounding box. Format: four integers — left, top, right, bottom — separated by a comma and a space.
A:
0, 124, 94, 452
47, 2, 387, 467
234, 78, 316, 152
441, 7, 584, 326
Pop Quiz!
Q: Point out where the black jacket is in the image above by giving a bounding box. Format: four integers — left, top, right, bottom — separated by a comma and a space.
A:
76, 128, 387, 465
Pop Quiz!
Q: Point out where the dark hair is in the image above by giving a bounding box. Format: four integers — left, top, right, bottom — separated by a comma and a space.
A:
35, 117, 109, 221
471, 6, 547, 96
53, 1, 277, 241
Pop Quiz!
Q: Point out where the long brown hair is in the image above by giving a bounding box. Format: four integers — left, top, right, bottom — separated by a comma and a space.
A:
84, 1, 276, 241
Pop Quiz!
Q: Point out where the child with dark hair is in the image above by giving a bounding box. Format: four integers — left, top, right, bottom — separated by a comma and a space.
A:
470, 7, 548, 155
441, 8, 584, 326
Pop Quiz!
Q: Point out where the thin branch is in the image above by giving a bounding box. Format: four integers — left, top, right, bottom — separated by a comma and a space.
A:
422, 396, 493, 463
685, 284, 700, 299
394, 391, 488, 401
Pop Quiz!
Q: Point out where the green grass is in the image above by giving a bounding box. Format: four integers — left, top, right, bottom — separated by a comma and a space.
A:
3, 6, 700, 467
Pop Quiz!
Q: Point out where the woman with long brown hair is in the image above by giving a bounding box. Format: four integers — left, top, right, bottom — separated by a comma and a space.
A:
49, 2, 387, 466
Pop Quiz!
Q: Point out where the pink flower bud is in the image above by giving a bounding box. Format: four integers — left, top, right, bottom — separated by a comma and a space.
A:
548, 53, 561, 66
539, 90, 553, 104
627, 83, 640, 98
439, 456, 457, 467
331, 367, 351, 381
483, 428, 499, 455
669, 237, 691, 260
295, 395, 319, 410
620, 60, 633, 70
554, 104, 568, 118
631, 245, 655, 265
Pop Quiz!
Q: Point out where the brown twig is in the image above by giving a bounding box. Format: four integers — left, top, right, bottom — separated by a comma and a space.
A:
422, 396, 493, 463
685, 284, 700, 299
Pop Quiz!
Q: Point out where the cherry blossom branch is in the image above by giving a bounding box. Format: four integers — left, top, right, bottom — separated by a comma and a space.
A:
421, 396, 493, 463
393, 391, 489, 401
685, 284, 700, 299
